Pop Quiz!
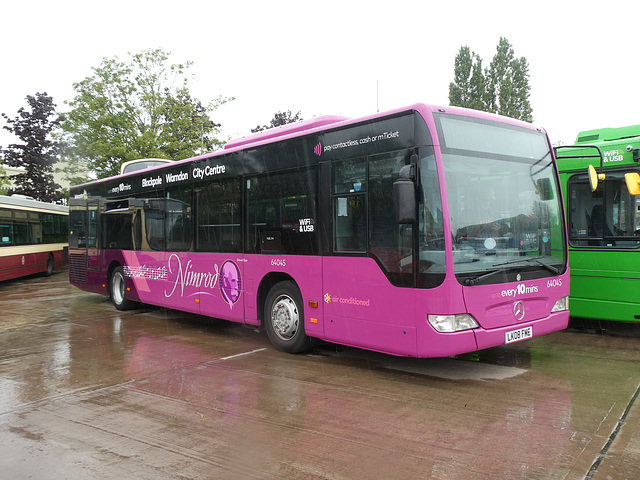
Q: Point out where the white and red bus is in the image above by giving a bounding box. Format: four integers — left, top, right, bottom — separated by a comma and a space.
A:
68, 103, 569, 357
0, 195, 68, 281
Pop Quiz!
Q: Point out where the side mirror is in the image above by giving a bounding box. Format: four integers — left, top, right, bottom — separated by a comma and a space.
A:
393, 164, 416, 223
588, 164, 606, 192
625, 172, 640, 195
536, 178, 553, 201
555, 145, 605, 193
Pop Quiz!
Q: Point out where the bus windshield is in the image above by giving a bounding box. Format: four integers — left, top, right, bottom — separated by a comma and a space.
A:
435, 114, 565, 285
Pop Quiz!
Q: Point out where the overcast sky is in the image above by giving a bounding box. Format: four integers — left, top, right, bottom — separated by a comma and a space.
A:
1, 1, 638, 150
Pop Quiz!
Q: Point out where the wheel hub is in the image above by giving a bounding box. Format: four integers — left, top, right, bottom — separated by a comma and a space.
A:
272, 295, 298, 340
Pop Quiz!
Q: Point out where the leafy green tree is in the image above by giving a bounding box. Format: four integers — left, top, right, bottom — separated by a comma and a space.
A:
62, 48, 233, 178
1, 93, 63, 202
0, 164, 10, 195
449, 38, 533, 122
159, 87, 223, 159
448, 46, 485, 111
54, 155, 91, 199
485, 38, 533, 122
252, 110, 302, 133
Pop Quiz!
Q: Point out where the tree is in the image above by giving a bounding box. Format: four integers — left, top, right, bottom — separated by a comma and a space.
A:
0, 164, 10, 195
54, 155, 91, 199
252, 110, 302, 133
1, 93, 63, 203
62, 48, 233, 178
159, 87, 223, 159
485, 38, 533, 122
448, 46, 485, 112
448, 38, 533, 122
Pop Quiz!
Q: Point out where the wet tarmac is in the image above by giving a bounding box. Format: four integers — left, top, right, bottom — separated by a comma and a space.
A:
1, 271, 639, 479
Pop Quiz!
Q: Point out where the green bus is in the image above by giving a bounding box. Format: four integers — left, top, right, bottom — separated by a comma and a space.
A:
555, 125, 640, 322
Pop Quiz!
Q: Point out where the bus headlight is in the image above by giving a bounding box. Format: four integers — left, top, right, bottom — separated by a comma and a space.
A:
551, 296, 569, 312
428, 314, 479, 332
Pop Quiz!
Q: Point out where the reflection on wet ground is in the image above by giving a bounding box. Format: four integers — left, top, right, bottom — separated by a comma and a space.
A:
0, 271, 639, 479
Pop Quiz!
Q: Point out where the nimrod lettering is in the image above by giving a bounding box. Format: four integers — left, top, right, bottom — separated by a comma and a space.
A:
165, 253, 219, 298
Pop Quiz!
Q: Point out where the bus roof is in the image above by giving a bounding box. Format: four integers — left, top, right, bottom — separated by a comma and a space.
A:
575, 125, 640, 144
0, 194, 68, 214
72, 102, 546, 189
224, 115, 350, 150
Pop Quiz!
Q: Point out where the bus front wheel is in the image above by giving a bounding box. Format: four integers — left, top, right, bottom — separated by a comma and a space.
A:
264, 281, 311, 354
110, 266, 137, 311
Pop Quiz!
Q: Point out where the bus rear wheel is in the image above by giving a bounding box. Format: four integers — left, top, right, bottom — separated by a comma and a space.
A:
265, 281, 311, 354
43, 254, 54, 277
110, 266, 137, 311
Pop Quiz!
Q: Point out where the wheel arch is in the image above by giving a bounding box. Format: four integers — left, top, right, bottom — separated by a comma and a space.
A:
256, 272, 297, 327
107, 260, 121, 296
43, 252, 55, 276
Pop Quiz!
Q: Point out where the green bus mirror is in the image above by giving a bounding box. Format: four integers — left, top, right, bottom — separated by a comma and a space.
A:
625, 172, 640, 195
588, 164, 605, 192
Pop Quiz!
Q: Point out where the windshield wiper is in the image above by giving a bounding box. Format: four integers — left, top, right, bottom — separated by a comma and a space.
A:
464, 267, 506, 286
463, 256, 561, 286
492, 256, 560, 275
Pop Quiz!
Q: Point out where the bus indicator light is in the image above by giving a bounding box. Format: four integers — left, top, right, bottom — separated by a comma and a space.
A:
310, 318, 318, 324
309, 301, 318, 308
428, 314, 479, 333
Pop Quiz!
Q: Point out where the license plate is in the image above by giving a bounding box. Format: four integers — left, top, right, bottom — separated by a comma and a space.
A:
505, 326, 533, 344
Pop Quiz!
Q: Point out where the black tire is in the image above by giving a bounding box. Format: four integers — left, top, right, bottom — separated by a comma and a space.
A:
110, 266, 137, 311
43, 254, 54, 277
264, 281, 310, 353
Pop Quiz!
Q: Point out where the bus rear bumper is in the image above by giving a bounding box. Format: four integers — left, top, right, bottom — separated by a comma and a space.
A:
474, 311, 569, 351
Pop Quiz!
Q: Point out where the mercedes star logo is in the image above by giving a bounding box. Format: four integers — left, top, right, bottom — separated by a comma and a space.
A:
513, 301, 525, 321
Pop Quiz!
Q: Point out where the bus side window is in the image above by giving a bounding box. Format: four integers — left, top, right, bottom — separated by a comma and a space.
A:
247, 169, 318, 255
334, 196, 366, 252
568, 176, 593, 246
166, 185, 193, 252
166, 209, 192, 251
369, 152, 415, 287
568, 172, 640, 248
333, 158, 366, 253
133, 212, 142, 251
103, 214, 133, 250
144, 202, 165, 251
196, 178, 242, 253
69, 208, 86, 248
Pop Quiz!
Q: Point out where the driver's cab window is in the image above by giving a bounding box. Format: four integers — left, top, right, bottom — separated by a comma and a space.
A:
568, 171, 640, 248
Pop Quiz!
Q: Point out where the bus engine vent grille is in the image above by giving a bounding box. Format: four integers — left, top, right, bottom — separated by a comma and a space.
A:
69, 254, 87, 284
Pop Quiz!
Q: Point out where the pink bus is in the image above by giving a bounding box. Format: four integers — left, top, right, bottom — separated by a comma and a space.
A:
1, 195, 68, 281
68, 103, 569, 357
